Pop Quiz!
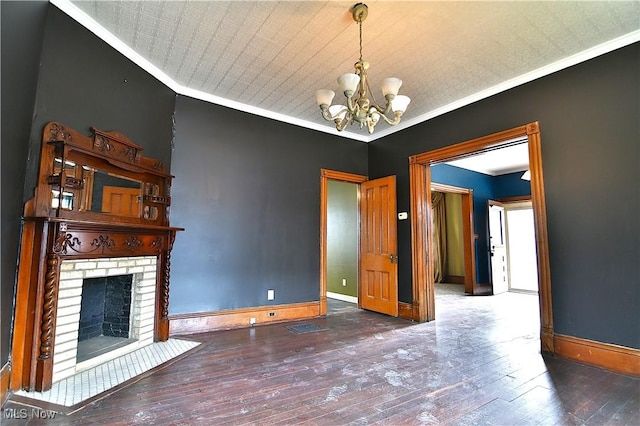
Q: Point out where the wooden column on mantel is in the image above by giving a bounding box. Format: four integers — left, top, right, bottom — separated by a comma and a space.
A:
10, 122, 183, 392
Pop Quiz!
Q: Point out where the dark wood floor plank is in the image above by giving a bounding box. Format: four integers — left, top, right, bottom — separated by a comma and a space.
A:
4, 287, 639, 425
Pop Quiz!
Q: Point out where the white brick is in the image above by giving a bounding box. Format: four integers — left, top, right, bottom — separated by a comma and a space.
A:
54, 339, 78, 355
59, 270, 84, 280
137, 292, 156, 303
58, 287, 83, 298
57, 295, 81, 308
52, 348, 76, 364
56, 312, 80, 327
107, 267, 128, 276
59, 278, 83, 290
60, 262, 76, 271
96, 260, 119, 269
118, 259, 138, 267
84, 268, 107, 278
127, 266, 144, 274
135, 258, 152, 266
56, 304, 82, 319
142, 272, 157, 281
138, 330, 154, 343
139, 297, 156, 308
52, 365, 76, 382
138, 309, 155, 322
54, 330, 78, 345
55, 322, 80, 335
74, 261, 97, 270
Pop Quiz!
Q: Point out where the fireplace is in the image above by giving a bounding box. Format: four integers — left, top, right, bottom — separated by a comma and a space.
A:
10, 122, 183, 392
52, 257, 157, 383
78, 275, 133, 343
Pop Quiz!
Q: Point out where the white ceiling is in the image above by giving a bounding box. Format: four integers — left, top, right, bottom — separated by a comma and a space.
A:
54, 0, 640, 144
444, 141, 529, 176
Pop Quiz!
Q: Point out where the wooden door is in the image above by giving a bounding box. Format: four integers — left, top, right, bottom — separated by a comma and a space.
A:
488, 200, 508, 294
360, 176, 398, 316
102, 186, 140, 217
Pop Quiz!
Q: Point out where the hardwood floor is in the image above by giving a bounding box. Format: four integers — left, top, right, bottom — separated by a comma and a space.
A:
4, 287, 639, 425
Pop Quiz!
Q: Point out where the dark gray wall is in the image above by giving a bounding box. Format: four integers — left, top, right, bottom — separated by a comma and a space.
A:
169, 96, 368, 314
23, 5, 176, 199
1, 3, 175, 367
1, 0, 49, 368
368, 43, 640, 349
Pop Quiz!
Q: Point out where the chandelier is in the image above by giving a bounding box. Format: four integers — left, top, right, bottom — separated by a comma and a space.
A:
315, 3, 410, 134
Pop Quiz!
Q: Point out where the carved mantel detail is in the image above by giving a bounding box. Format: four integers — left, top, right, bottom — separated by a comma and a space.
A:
11, 122, 183, 393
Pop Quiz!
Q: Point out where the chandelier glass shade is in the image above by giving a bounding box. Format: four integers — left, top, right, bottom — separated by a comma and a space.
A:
315, 3, 410, 134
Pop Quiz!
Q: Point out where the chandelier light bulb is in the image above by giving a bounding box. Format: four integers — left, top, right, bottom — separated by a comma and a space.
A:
391, 95, 411, 113
315, 89, 335, 107
381, 78, 403, 98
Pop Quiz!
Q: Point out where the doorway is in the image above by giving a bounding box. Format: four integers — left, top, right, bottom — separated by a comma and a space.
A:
430, 183, 476, 294
319, 170, 367, 315
326, 180, 359, 304
504, 200, 538, 293
409, 122, 555, 354
319, 169, 399, 318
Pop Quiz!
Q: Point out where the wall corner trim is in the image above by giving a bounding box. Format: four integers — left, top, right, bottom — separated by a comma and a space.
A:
1, 362, 10, 407
554, 334, 640, 376
168, 302, 321, 335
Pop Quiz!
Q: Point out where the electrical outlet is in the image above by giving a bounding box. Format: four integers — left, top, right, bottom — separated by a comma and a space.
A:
269, 312, 276, 317
267, 289, 275, 300
250, 317, 256, 325
342, 278, 347, 286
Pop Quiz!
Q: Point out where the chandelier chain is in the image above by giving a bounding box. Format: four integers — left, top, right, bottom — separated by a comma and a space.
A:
358, 19, 363, 62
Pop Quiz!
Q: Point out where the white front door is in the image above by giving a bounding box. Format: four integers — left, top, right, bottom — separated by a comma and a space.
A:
488, 201, 508, 294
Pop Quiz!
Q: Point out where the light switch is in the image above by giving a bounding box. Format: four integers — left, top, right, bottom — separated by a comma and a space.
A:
267, 289, 275, 300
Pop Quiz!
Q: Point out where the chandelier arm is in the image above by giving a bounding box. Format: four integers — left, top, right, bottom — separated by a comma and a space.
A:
335, 115, 352, 131
345, 96, 360, 116
376, 111, 403, 126
371, 101, 392, 115
319, 105, 337, 122
364, 77, 393, 115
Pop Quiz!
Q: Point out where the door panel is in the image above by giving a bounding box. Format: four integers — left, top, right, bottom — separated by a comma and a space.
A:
488, 200, 508, 294
360, 176, 398, 316
102, 186, 140, 217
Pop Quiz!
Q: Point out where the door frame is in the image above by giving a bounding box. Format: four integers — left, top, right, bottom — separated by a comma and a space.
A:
409, 122, 555, 353
319, 169, 367, 316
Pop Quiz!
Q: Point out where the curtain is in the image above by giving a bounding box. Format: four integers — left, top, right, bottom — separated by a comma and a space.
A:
431, 192, 447, 283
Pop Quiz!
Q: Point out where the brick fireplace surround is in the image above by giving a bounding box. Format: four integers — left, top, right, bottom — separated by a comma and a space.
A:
53, 256, 157, 383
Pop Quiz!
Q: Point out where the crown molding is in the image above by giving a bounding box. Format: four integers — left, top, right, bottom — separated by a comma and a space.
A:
51, 0, 640, 143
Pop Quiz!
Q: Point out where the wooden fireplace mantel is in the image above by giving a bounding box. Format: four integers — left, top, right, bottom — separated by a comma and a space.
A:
10, 122, 183, 392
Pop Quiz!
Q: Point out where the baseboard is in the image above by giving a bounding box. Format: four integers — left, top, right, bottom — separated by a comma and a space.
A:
444, 275, 465, 285
1, 362, 9, 407
327, 292, 358, 304
398, 302, 414, 320
554, 334, 640, 376
473, 283, 492, 296
169, 301, 321, 335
